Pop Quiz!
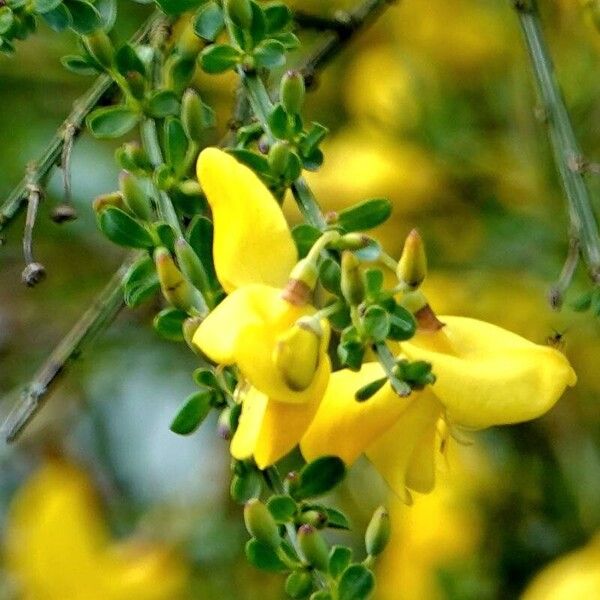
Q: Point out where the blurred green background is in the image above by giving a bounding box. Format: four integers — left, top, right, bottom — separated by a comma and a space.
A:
1, 0, 600, 598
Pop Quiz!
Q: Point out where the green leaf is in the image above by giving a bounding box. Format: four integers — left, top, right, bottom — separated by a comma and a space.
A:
364, 269, 384, 298
291, 223, 320, 258
231, 471, 263, 504
155, 222, 176, 253
227, 149, 271, 176
338, 564, 375, 600
170, 390, 213, 435
329, 546, 352, 579
33, 0, 62, 14
338, 327, 365, 371
0, 7, 14, 35
95, 0, 117, 31
41, 4, 71, 31
337, 198, 392, 232
98, 206, 154, 248
248, 0, 266, 46
64, 0, 102, 34
193, 1, 224, 41
264, 2, 292, 32
87, 105, 139, 139
354, 377, 388, 402
192, 367, 219, 390
570, 291, 592, 312
60, 54, 98, 75
153, 307, 188, 341
319, 258, 342, 296
362, 305, 390, 342
387, 304, 416, 341
301, 122, 328, 155
272, 31, 300, 50
294, 456, 346, 500
267, 495, 297, 524
325, 508, 350, 530
200, 44, 241, 73
186, 216, 221, 298
122, 256, 159, 307
245, 539, 287, 572
114, 43, 146, 77
146, 89, 180, 118
155, 0, 203, 15
164, 117, 188, 172
254, 38, 286, 69
268, 103, 289, 139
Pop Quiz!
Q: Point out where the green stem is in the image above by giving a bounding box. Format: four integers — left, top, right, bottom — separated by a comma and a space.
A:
0, 11, 165, 236
1, 255, 139, 442
374, 342, 411, 397
512, 0, 600, 283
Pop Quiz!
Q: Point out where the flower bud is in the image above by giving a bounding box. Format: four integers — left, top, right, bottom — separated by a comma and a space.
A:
273, 318, 322, 392
225, 0, 253, 30
268, 140, 292, 176
83, 30, 113, 69
119, 171, 152, 220
154, 246, 203, 312
298, 524, 329, 571
244, 499, 281, 549
92, 192, 124, 213
174, 237, 210, 296
285, 571, 313, 599
281, 70, 305, 115
341, 251, 365, 306
397, 229, 427, 290
333, 233, 371, 251
181, 89, 206, 143
365, 506, 390, 557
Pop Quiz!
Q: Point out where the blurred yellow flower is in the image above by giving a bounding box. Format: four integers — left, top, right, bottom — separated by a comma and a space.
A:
5, 459, 188, 600
194, 148, 331, 467
522, 534, 600, 600
302, 316, 576, 498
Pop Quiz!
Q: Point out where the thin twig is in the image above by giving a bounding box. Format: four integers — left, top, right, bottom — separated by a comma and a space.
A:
512, 0, 600, 284
2, 255, 138, 442
0, 11, 164, 235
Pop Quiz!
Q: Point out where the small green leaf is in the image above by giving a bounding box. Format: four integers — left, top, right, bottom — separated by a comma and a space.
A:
364, 269, 384, 298
337, 198, 392, 232
114, 43, 146, 77
338, 564, 375, 600
187, 216, 221, 299
268, 103, 289, 139
164, 117, 188, 172
146, 89, 180, 118
122, 256, 159, 307
294, 456, 346, 500
387, 304, 416, 341
254, 38, 286, 68
193, 1, 224, 41
87, 105, 139, 138
325, 508, 351, 530
267, 495, 297, 524
95, 0, 117, 31
272, 31, 300, 50
155, 0, 203, 15
153, 307, 188, 341
264, 2, 292, 32
319, 258, 342, 296
291, 223, 320, 258
98, 206, 154, 248
227, 149, 271, 176
285, 570, 313, 599
354, 377, 388, 402
192, 367, 219, 390
570, 291, 592, 312
231, 471, 263, 504
362, 305, 390, 342
245, 539, 287, 572
248, 0, 266, 46
60, 54, 98, 75
200, 43, 241, 73
41, 4, 71, 31
170, 390, 213, 435
33, 0, 62, 14
300, 122, 328, 155
329, 546, 352, 579
0, 7, 14, 35
155, 222, 176, 253
64, 0, 102, 34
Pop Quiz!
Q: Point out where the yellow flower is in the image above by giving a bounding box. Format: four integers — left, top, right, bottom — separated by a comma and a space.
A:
193, 148, 331, 468
301, 316, 576, 498
5, 459, 188, 600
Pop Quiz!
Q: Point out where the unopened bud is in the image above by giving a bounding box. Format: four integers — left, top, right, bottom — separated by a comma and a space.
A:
119, 172, 152, 220
225, 0, 253, 30
92, 191, 124, 213
268, 140, 292, 176
397, 229, 427, 290
281, 70, 305, 115
273, 318, 322, 392
83, 30, 113, 69
244, 499, 281, 549
333, 233, 371, 251
341, 251, 364, 306
298, 524, 329, 571
365, 506, 390, 556
154, 246, 203, 312
181, 89, 206, 142
285, 571, 313, 599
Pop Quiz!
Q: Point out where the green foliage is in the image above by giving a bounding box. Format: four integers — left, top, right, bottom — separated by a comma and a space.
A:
170, 390, 213, 435
337, 564, 375, 600
87, 106, 140, 138
98, 206, 154, 248
293, 457, 346, 500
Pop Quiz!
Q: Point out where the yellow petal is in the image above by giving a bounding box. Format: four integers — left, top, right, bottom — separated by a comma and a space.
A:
193, 284, 285, 364
230, 386, 269, 461
402, 315, 577, 429
365, 392, 443, 498
301, 362, 414, 465
197, 147, 297, 292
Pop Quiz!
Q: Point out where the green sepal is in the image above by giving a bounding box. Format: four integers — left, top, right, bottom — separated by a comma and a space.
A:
170, 389, 213, 435
98, 206, 154, 248
153, 306, 188, 341
293, 456, 346, 500
87, 105, 140, 139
